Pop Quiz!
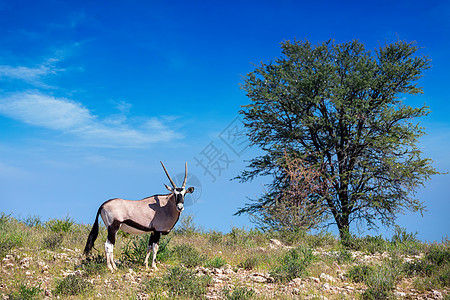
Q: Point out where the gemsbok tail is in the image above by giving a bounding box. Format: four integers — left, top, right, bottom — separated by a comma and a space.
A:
83, 207, 102, 255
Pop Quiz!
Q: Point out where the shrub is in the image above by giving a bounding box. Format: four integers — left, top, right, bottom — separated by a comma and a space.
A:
335, 247, 354, 263
54, 274, 93, 296
362, 268, 396, 299
270, 246, 314, 283
80, 254, 108, 276
42, 233, 64, 250
360, 259, 403, 299
222, 286, 255, 300
404, 245, 450, 290
21, 215, 42, 228
207, 230, 224, 244
7, 284, 42, 300
173, 214, 201, 235
347, 265, 374, 283
142, 266, 211, 298
343, 234, 388, 254
391, 226, 418, 244
0, 213, 24, 258
238, 257, 259, 270
45, 215, 74, 233
205, 256, 227, 268
122, 234, 172, 266
172, 243, 206, 268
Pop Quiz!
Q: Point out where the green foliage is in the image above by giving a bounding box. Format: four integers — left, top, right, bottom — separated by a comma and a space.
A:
238, 257, 259, 270
42, 233, 64, 250
222, 286, 255, 300
391, 226, 419, 244
335, 247, 354, 263
173, 213, 201, 235
79, 254, 108, 276
207, 230, 224, 244
45, 215, 74, 233
270, 246, 314, 282
348, 259, 403, 299
21, 215, 42, 228
172, 243, 206, 268
121, 234, 172, 265
404, 245, 450, 290
54, 274, 93, 296
142, 266, 211, 298
205, 256, 227, 268
0, 213, 24, 258
236, 39, 438, 239
347, 265, 374, 283
343, 234, 388, 254
7, 284, 42, 300
362, 265, 398, 299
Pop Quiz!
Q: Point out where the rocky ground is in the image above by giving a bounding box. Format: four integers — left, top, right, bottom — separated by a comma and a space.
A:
1, 238, 448, 299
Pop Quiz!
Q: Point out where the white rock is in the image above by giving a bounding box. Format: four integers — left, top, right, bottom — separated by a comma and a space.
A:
394, 291, 406, 297
319, 273, 336, 283
432, 290, 443, 299
309, 277, 320, 283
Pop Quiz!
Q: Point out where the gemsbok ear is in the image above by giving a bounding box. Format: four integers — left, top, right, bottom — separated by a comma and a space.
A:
165, 184, 173, 192
186, 187, 194, 194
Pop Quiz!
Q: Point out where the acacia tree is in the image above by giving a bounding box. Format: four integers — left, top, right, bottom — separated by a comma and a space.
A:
235, 39, 438, 239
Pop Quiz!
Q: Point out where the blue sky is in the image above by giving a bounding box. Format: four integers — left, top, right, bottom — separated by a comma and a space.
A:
0, 0, 449, 242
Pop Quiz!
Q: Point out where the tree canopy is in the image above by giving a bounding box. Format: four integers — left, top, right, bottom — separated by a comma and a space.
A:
236, 39, 438, 239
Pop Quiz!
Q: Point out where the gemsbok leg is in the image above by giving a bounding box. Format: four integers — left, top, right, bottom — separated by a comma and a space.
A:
144, 231, 161, 269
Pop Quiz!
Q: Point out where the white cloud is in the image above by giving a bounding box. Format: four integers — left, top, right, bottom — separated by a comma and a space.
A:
0, 92, 182, 147
0, 59, 62, 88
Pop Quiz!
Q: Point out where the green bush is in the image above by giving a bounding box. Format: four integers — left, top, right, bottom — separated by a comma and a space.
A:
21, 215, 42, 228
270, 246, 314, 283
335, 247, 354, 263
42, 233, 64, 250
45, 215, 74, 233
7, 284, 42, 300
79, 254, 108, 276
404, 245, 450, 290
173, 214, 201, 235
121, 234, 172, 266
172, 243, 206, 268
347, 265, 373, 283
0, 213, 24, 258
238, 257, 259, 270
206, 256, 227, 268
222, 286, 255, 300
207, 230, 224, 244
142, 266, 211, 298
54, 274, 93, 296
360, 259, 403, 299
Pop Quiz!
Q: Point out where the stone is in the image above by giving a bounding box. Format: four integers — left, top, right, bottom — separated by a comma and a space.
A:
394, 291, 406, 297
319, 273, 336, 283
250, 273, 267, 283
432, 290, 443, 299
290, 278, 303, 286
309, 277, 320, 283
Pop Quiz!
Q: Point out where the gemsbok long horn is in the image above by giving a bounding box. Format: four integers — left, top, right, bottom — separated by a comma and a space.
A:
182, 162, 187, 188
160, 161, 177, 188
83, 162, 195, 271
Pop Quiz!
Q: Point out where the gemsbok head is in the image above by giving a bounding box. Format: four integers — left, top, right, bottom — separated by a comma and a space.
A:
83, 161, 194, 271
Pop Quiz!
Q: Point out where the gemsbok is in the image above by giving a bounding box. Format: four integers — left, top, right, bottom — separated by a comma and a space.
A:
83, 161, 194, 271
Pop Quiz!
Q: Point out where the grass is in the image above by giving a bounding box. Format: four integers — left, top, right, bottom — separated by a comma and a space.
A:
270, 246, 315, 283
7, 284, 42, 300
0, 212, 448, 299
142, 266, 212, 299
222, 286, 255, 300
54, 274, 93, 296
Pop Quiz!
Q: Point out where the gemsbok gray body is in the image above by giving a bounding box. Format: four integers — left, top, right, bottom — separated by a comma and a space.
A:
83, 162, 194, 271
